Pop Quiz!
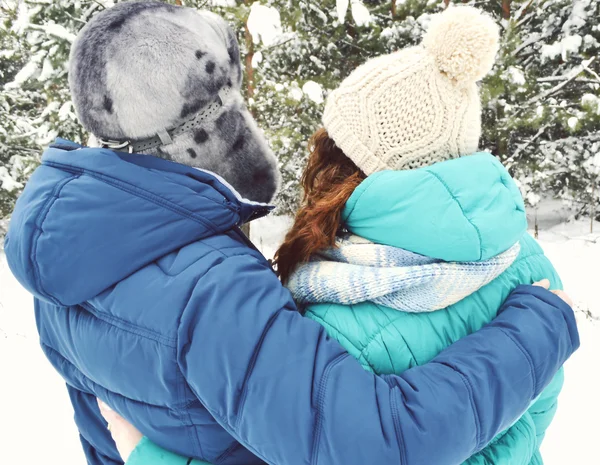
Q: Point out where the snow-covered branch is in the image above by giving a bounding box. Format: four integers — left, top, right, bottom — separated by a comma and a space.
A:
527, 57, 597, 105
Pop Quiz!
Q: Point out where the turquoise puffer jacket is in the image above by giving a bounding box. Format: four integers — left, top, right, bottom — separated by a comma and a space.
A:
305, 153, 564, 465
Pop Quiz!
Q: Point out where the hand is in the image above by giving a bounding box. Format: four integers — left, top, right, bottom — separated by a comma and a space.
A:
98, 399, 143, 463
533, 279, 573, 307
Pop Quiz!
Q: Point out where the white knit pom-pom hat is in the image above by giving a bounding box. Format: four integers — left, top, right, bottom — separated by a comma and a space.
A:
323, 6, 499, 175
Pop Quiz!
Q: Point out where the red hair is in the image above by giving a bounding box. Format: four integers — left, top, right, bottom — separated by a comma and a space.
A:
274, 128, 366, 283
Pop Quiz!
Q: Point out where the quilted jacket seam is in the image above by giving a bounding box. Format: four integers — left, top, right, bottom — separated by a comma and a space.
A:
235, 309, 283, 429
425, 169, 484, 260
311, 352, 350, 465
499, 328, 537, 395
349, 249, 548, 365
32, 174, 80, 305
43, 160, 225, 235
42, 342, 191, 409
176, 362, 205, 460
489, 159, 525, 213
306, 311, 377, 371
80, 301, 177, 347
390, 386, 407, 465
343, 174, 380, 222
438, 361, 482, 452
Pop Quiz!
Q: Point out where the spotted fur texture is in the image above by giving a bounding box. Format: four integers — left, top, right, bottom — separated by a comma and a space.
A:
69, 1, 279, 203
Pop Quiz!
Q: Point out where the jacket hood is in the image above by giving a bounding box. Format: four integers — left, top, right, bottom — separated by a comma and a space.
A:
5, 139, 272, 306
342, 153, 526, 262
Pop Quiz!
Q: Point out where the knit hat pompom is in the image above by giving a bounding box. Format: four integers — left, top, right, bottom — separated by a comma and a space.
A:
423, 6, 499, 84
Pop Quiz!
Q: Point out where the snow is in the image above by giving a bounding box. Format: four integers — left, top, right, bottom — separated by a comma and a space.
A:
38, 57, 55, 82
289, 83, 304, 101
0, 166, 23, 192
350, 1, 372, 27
249, 215, 293, 260
251, 50, 263, 68
506, 66, 526, 86
336, 0, 349, 23
58, 101, 74, 121
1, 215, 599, 464
582, 93, 600, 114
336, 0, 372, 27
541, 35, 583, 62
302, 80, 324, 104
42, 22, 76, 43
568, 116, 579, 129
247, 3, 282, 47
5, 59, 39, 88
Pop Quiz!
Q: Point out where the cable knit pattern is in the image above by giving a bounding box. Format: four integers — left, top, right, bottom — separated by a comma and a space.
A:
287, 234, 520, 312
322, 6, 499, 175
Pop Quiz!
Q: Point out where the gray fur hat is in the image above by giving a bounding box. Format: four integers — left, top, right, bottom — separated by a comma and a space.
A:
69, 0, 280, 203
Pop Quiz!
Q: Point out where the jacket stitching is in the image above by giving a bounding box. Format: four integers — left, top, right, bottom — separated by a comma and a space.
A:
489, 159, 525, 213
80, 301, 177, 347
425, 169, 484, 260
215, 442, 243, 464
235, 308, 283, 429
43, 160, 225, 235
529, 400, 558, 417
42, 342, 192, 409
389, 386, 407, 465
176, 363, 205, 459
32, 174, 80, 305
307, 310, 417, 372
342, 174, 380, 222
459, 366, 481, 451
311, 352, 349, 465
499, 328, 537, 395
438, 361, 482, 452
554, 301, 575, 354
346, 249, 546, 365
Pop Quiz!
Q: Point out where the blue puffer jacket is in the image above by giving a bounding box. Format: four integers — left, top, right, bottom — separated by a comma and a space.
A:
5, 140, 579, 465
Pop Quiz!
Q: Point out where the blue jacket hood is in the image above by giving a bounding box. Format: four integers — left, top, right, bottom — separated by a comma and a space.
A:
342, 153, 527, 262
5, 139, 272, 306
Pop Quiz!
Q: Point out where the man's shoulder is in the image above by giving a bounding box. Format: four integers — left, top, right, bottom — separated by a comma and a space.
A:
90, 231, 271, 337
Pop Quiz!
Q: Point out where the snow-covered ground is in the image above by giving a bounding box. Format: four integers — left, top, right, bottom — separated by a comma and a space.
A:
1, 216, 598, 464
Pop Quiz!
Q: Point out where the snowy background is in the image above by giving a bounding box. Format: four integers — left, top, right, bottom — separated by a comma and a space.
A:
1, 0, 599, 463
2, 0, 600, 226
1, 209, 600, 464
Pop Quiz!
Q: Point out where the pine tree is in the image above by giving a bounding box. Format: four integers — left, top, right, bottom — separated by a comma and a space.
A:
478, 0, 600, 211
1, 0, 599, 236
0, 0, 93, 236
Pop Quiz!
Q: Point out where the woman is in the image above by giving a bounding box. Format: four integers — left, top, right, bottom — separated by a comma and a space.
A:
99, 6, 578, 465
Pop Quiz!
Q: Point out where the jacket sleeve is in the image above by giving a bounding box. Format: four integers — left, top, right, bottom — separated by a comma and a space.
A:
66, 384, 123, 465
177, 255, 579, 465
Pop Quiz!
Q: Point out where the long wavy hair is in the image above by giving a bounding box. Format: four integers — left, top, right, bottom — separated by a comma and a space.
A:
274, 128, 366, 284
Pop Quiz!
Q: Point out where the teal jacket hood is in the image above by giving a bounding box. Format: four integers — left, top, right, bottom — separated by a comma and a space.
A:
342, 153, 527, 261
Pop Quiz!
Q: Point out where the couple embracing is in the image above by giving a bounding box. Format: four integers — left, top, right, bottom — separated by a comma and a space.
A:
5, 2, 578, 465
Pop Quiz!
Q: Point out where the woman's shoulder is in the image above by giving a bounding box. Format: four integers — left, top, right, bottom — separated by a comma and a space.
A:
303, 232, 560, 375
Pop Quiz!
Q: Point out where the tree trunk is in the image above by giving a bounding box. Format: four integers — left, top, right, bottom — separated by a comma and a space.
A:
444, 0, 451, 7
174, 0, 182, 5
244, 0, 255, 114
591, 180, 596, 234
502, 0, 511, 19
244, 25, 255, 101
391, 0, 397, 18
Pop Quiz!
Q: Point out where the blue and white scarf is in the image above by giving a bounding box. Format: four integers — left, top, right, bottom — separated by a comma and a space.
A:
287, 234, 520, 312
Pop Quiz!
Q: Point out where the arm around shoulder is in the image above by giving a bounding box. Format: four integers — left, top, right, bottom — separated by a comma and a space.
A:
177, 254, 579, 465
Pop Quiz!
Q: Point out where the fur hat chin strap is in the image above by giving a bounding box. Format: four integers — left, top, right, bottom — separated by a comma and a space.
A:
97, 85, 233, 154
